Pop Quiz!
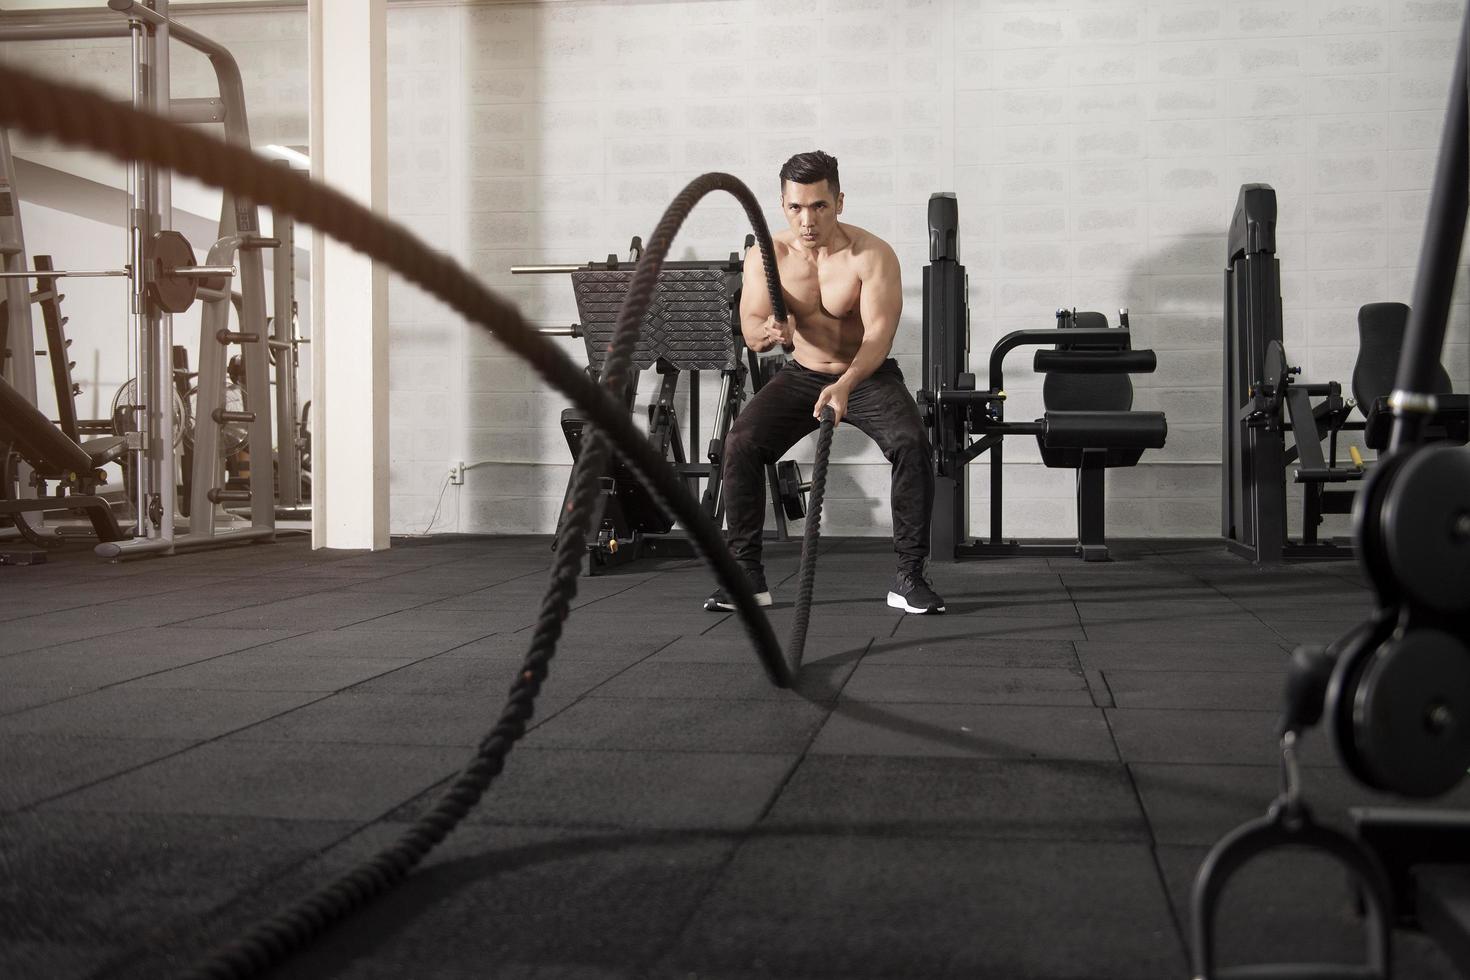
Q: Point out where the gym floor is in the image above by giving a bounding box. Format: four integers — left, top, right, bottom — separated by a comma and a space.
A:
2, 534, 1467, 979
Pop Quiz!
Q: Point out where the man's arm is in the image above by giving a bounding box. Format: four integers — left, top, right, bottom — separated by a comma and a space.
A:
739, 243, 790, 352
840, 239, 903, 388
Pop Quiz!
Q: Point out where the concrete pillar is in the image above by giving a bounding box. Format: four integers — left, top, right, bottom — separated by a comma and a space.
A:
308, 0, 389, 550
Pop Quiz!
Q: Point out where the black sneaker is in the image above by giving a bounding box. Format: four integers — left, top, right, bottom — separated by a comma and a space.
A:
704, 566, 773, 612
887, 568, 945, 614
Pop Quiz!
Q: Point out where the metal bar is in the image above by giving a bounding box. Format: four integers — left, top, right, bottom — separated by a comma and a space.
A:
272, 195, 300, 508
537, 324, 581, 336
512, 264, 584, 274
1391, 7, 1470, 448
0, 269, 129, 279
0, 23, 130, 43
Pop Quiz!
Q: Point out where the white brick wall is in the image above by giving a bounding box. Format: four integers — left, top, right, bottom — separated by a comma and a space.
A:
5, 0, 1467, 543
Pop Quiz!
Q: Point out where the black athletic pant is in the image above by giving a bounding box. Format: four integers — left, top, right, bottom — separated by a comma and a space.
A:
722, 357, 933, 572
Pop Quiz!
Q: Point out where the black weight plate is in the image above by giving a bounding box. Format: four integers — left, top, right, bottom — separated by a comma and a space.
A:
146, 230, 198, 314
1355, 627, 1470, 798
1326, 617, 1396, 792
1382, 445, 1470, 614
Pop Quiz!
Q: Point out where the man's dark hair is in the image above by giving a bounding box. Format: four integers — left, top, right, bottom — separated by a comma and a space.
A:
779, 150, 840, 196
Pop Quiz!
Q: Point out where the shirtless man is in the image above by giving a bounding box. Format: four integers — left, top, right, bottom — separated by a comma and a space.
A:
704, 150, 945, 614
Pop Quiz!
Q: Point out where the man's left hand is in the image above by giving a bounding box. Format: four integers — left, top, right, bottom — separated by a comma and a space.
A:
814, 383, 849, 426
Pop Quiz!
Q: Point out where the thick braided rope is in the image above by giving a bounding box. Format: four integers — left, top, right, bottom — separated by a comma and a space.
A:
786, 408, 836, 670
591, 172, 820, 672
0, 63, 799, 978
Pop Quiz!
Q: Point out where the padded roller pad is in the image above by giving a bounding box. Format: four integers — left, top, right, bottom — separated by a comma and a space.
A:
1034, 350, 1158, 374
1041, 410, 1168, 449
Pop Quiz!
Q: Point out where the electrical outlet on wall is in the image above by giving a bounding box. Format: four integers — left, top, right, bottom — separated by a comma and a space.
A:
449, 461, 465, 486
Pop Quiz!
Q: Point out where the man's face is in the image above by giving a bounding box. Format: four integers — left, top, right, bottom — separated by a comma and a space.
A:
781, 179, 843, 247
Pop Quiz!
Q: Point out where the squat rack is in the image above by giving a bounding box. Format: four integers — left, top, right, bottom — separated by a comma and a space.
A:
0, 0, 295, 559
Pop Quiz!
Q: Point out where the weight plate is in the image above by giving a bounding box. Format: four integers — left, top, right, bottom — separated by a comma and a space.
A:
1327, 619, 1394, 791
1355, 627, 1470, 798
146, 230, 199, 314
1382, 445, 1470, 614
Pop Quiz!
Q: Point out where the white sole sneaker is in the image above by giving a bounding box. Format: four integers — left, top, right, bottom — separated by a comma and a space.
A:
886, 591, 945, 614
705, 590, 773, 612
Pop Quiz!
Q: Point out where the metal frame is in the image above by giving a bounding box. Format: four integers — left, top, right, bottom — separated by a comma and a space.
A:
0, 2, 292, 559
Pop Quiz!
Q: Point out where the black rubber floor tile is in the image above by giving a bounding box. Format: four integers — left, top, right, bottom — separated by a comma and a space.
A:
589, 660, 854, 702
1154, 843, 1464, 979
763, 755, 1147, 841
1080, 618, 1284, 643
392, 747, 796, 831
233, 690, 567, 747
0, 685, 71, 716
1131, 763, 1470, 847
0, 687, 322, 740
347, 606, 538, 633
1102, 668, 1288, 709
0, 734, 194, 812
172, 590, 429, 631
431, 582, 648, 613
451, 629, 681, 662
348, 653, 626, 698
263, 824, 740, 980
890, 613, 1086, 640
809, 702, 1116, 760
1106, 708, 1305, 766
931, 595, 1080, 620
336, 564, 545, 595
653, 633, 872, 665
123, 652, 418, 692
1073, 599, 1245, 622
660, 835, 1182, 979
241, 627, 489, 659
0, 626, 303, 690
528, 697, 830, 754
862, 634, 1077, 666
1074, 639, 1290, 672
44, 738, 466, 820
840, 662, 1091, 705
0, 810, 357, 978
701, 610, 892, 640
0, 620, 157, 656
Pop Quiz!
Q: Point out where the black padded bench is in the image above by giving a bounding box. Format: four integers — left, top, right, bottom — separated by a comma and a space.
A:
0, 374, 126, 543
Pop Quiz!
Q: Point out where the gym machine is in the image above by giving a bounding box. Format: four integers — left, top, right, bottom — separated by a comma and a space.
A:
1222, 183, 1372, 563
516, 239, 804, 573
917, 192, 1168, 562
0, 1, 294, 559
1193, 9, 1470, 977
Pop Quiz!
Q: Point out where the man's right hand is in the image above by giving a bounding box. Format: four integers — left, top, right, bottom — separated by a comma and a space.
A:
749, 314, 795, 353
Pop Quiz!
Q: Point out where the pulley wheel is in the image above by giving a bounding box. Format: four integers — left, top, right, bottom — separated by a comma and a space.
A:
1354, 628, 1470, 798
146, 230, 199, 314
1382, 445, 1470, 614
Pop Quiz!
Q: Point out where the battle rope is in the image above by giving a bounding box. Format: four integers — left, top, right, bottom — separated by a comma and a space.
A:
0, 63, 839, 978
787, 407, 836, 670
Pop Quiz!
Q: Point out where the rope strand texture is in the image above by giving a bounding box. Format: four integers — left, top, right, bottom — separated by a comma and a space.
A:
787, 407, 836, 670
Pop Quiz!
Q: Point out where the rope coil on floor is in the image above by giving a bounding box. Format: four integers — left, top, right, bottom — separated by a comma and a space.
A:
0, 63, 835, 979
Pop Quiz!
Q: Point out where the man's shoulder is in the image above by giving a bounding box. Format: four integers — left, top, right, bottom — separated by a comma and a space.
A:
841, 224, 898, 268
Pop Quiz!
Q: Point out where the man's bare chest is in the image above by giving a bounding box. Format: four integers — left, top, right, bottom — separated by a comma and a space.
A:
781, 256, 861, 322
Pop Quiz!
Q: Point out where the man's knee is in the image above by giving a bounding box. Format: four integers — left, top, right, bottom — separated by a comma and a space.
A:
886, 420, 931, 461
722, 423, 761, 470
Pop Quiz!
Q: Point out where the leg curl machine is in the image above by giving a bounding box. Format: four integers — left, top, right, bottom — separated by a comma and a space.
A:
917, 193, 1168, 562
